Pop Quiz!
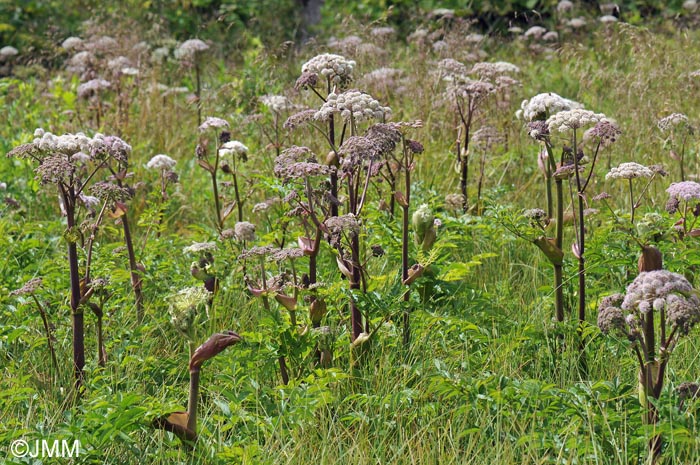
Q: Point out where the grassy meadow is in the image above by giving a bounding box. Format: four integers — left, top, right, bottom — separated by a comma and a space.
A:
3, 3, 700, 464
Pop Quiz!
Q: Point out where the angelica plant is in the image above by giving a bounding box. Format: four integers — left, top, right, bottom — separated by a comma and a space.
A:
546, 109, 611, 372
175, 39, 210, 126
196, 116, 231, 230
520, 93, 583, 323
295, 53, 356, 217
218, 138, 249, 223
8, 129, 125, 389
259, 94, 294, 158
143, 154, 178, 239
92, 135, 145, 322
665, 181, 700, 238
657, 113, 694, 181
10, 278, 59, 378
274, 146, 334, 328
598, 269, 700, 460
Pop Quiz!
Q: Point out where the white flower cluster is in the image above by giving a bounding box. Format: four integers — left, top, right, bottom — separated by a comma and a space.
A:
77, 78, 111, 98
557, 1, 574, 13
605, 162, 653, 180
0, 46, 18, 58
183, 242, 217, 255
174, 39, 209, 60
219, 141, 249, 158
146, 154, 176, 171
599, 15, 618, 24
33, 128, 102, 156
259, 94, 293, 113
622, 270, 694, 314
516, 92, 583, 122
567, 18, 587, 28
199, 116, 230, 132
657, 113, 691, 132
234, 221, 256, 242
546, 109, 606, 132
437, 58, 469, 82
524, 26, 547, 39
314, 90, 391, 123
470, 61, 520, 78
667, 181, 700, 201
361, 67, 402, 86
301, 53, 356, 86
61, 37, 83, 51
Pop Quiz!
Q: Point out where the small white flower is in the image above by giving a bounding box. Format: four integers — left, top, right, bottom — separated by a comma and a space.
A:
234, 221, 256, 242
146, 154, 177, 171
599, 15, 618, 24
174, 39, 209, 60
183, 242, 217, 255
524, 26, 547, 39
199, 116, 230, 132
259, 94, 293, 113
61, 37, 83, 51
219, 141, 249, 158
0, 46, 18, 57
77, 79, 111, 99
567, 17, 587, 28
557, 1, 574, 13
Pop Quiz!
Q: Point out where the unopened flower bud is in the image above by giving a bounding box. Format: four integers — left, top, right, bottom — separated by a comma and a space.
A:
326, 151, 339, 167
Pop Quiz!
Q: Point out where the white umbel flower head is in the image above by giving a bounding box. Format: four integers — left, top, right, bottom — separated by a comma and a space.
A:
219, 141, 249, 158
260, 94, 293, 113
61, 37, 83, 51
546, 109, 607, 132
234, 221, 256, 242
470, 61, 520, 79
301, 53, 356, 87
199, 116, 230, 132
174, 39, 209, 60
77, 79, 111, 99
524, 26, 547, 39
599, 15, 619, 24
32, 130, 95, 155
606, 162, 653, 180
314, 90, 391, 123
183, 242, 217, 255
657, 113, 692, 132
146, 154, 177, 171
517, 92, 583, 122
567, 18, 587, 28
0, 46, 18, 58
557, 1, 574, 13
